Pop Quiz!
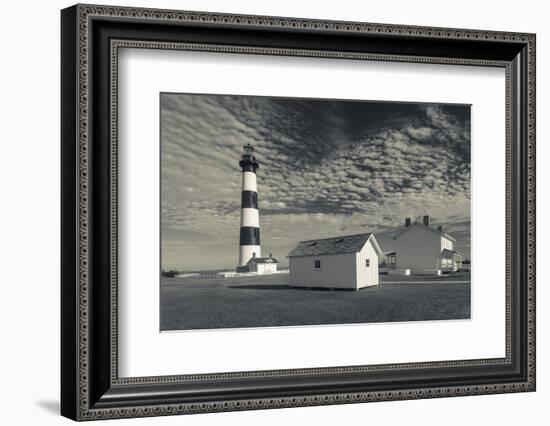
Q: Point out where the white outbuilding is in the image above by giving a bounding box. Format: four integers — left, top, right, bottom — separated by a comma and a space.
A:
236, 253, 279, 274
246, 254, 279, 274
393, 215, 463, 274
287, 233, 383, 290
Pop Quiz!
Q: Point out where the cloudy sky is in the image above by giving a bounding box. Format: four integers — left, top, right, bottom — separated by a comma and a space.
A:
161, 93, 471, 271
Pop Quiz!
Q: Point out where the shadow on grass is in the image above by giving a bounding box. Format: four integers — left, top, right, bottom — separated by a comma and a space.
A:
228, 284, 381, 291
229, 284, 305, 291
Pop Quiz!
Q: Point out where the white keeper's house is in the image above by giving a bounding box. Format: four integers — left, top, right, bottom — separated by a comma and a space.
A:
287, 233, 382, 290
240, 253, 279, 274
393, 215, 463, 274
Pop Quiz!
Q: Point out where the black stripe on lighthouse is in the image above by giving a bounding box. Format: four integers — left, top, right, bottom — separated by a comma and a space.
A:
240, 226, 260, 246
240, 162, 258, 173
241, 190, 258, 209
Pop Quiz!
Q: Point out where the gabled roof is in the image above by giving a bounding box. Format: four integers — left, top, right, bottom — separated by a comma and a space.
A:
393, 221, 456, 242
287, 233, 382, 258
247, 257, 279, 264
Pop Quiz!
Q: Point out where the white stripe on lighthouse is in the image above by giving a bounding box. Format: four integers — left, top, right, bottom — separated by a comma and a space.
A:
240, 208, 259, 227
242, 171, 257, 192
239, 245, 261, 267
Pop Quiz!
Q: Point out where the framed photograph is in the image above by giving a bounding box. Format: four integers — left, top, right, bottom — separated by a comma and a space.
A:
61, 4, 536, 421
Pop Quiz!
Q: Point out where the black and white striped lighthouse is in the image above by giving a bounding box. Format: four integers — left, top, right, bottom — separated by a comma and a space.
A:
238, 144, 261, 266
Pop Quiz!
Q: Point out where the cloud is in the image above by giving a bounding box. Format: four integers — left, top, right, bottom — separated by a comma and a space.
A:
160, 94, 471, 269
406, 126, 433, 141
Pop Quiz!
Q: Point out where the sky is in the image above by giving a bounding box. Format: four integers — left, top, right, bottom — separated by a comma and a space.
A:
160, 93, 471, 271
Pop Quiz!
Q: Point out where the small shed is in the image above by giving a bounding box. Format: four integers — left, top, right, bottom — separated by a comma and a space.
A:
236, 253, 279, 274
247, 254, 279, 274
287, 233, 382, 290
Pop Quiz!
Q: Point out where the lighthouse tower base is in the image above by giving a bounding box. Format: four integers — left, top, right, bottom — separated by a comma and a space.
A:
238, 245, 261, 267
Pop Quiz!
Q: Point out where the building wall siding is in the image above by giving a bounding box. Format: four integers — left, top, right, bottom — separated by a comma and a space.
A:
441, 236, 454, 251
356, 241, 380, 287
289, 253, 357, 289
395, 224, 442, 272
257, 263, 277, 274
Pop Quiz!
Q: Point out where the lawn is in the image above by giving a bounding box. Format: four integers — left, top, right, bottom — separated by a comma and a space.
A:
160, 272, 471, 331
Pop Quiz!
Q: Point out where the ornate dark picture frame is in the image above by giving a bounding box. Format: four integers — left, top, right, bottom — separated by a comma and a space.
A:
61, 4, 536, 421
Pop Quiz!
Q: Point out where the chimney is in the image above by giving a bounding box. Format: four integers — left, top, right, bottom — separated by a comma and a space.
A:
269, 252, 272, 258
252, 252, 256, 259
437, 225, 443, 233
423, 215, 430, 227
405, 217, 411, 227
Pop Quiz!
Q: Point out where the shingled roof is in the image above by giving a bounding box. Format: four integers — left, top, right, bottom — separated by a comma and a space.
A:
288, 233, 381, 258
247, 257, 279, 264
393, 221, 456, 242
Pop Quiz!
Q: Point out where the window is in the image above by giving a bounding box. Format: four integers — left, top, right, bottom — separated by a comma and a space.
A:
314, 260, 321, 269
365, 259, 370, 267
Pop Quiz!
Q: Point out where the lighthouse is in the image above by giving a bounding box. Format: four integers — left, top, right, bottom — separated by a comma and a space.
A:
237, 144, 261, 266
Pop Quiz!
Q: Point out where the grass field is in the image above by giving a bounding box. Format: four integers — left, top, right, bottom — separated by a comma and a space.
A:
160, 272, 471, 331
